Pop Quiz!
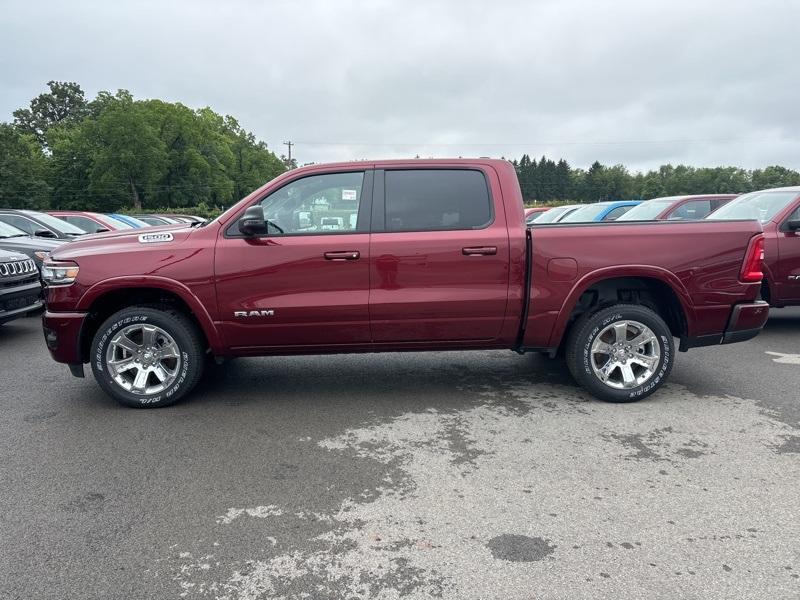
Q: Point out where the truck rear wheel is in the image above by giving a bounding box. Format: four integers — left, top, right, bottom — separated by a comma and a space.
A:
565, 304, 674, 403
90, 305, 204, 408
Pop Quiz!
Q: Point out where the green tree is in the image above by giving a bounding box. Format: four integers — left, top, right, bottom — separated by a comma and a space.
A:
0, 124, 50, 209
13, 81, 88, 146
86, 95, 168, 210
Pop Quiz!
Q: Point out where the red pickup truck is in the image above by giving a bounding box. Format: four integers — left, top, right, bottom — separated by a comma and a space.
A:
41, 159, 769, 408
706, 186, 800, 308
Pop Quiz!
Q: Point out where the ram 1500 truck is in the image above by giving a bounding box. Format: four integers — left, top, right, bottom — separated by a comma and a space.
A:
707, 186, 800, 308
41, 159, 769, 408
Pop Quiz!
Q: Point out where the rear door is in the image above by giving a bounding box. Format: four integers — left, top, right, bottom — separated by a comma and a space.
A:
368, 167, 510, 343
214, 169, 373, 349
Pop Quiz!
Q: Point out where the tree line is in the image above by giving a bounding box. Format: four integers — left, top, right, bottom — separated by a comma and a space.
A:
0, 81, 288, 213
2, 81, 800, 213
514, 155, 800, 204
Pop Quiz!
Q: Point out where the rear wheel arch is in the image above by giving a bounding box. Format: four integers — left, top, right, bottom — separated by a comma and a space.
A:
554, 273, 690, 350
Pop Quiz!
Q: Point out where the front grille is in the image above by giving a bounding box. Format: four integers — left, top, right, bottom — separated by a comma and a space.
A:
0, 273, 38, 289
0, 292, 40, 312
0, 259, 36, 278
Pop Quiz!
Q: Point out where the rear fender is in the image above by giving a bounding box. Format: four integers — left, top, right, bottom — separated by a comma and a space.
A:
547, 265, 694, 348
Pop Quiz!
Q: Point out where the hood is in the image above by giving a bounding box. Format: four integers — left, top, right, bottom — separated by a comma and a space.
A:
50, 223, 196, 261
0, 248, 29, 262
0, 235, 66, 252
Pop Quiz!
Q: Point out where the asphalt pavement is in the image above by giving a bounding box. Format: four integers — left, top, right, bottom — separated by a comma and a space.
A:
1, 309, 799, 599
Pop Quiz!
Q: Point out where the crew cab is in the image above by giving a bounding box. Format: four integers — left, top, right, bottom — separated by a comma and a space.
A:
41, 159, 769, 408
0, 249, 41, 326
707, 186, 800, 308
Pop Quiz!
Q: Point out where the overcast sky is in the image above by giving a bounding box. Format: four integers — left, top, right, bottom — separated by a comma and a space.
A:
2, 0, 798, 171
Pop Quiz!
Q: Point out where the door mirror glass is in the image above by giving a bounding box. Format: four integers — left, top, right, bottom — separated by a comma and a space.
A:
34, 229, 57, 238
238, 205, 267, 236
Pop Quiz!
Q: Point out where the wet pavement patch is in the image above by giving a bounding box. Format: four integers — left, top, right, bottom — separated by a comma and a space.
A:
486, 535, 556, 562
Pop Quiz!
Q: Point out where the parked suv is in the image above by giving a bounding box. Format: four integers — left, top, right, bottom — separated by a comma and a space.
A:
0, 220, 66, 270
0, 249, 41, 325
0, 209, 86, 240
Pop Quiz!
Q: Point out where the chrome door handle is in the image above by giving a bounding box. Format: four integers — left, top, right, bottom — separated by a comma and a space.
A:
324, 251, 360, 261
462, 246, 497, 256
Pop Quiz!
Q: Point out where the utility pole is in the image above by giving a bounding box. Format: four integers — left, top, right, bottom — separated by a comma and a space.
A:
283, 140, 294, 167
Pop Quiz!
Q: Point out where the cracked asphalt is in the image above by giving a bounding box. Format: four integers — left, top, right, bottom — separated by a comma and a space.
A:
1, 309, 799, 599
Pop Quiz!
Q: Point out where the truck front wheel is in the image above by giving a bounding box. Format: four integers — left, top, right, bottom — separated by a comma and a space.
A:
90, 305, 205, 408
565, 304, 674, 403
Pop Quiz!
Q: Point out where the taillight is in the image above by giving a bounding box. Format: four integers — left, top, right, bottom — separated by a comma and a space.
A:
740, 234, 765, 283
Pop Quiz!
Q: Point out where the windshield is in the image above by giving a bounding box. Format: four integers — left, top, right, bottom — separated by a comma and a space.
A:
707, 190, 799, 223
617, 199, 676, 221
102, 215, 134, 229
535, 206, 574, 223
123, 216, 150, 227
0, 221, 28, 238
559, 204, 608, 223
24, 211, 86, 234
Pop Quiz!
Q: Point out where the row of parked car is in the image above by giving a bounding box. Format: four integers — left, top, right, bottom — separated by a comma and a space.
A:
524, 194, 736, 225
0, 210, 205, 325
526, 189, 800, 308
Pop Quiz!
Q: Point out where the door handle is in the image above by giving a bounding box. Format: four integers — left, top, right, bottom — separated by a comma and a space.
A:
324, 251, 360, 261
462, 246, 497, 256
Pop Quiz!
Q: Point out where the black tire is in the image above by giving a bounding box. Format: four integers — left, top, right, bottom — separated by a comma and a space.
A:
565, 304, 674, 403
90, 305, 205, 408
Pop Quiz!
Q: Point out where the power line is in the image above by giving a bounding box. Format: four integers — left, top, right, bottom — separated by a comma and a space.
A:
291, 137, 776, 148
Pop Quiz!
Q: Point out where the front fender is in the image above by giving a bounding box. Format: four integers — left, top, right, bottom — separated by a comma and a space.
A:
77, 276, 225, 354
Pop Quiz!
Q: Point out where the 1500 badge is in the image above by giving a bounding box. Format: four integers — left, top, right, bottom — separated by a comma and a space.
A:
138, 232, 174, 243
234, 310, 275, 317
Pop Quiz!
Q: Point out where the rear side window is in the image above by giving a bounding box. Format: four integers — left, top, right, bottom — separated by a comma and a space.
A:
602, 206, 632, 221
62, 215, 104, 232
668, 199, 712, 220
384, 169, 492, 232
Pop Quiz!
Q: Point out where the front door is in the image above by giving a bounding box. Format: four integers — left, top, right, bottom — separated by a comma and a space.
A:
777, 202, 800, 303
368, 167, 510, 343
215, 170, 373, 350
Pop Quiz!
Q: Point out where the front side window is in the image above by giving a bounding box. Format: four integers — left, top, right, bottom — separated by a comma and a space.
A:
384, 169, 492, 232
667, 200, 712, 220
0, 215, 36, 234
258, 171, 364, 235
26, 211, 86, 234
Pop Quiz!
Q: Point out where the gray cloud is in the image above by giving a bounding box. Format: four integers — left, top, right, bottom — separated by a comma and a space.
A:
2, 0, 798, 170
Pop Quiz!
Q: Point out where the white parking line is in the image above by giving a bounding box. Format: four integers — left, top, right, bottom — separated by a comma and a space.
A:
765, 351, 800, 365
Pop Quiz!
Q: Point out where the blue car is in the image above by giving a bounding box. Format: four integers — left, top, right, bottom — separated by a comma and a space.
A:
556, 200, 642, 223
107, 214, 150, 228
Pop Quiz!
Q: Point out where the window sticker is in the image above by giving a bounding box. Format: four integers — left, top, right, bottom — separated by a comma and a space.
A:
342, 189, 357, 201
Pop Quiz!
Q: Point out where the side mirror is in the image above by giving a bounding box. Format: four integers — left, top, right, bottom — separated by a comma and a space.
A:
34, 229, 57, 238
786, 220, 800, 232
238, 205, 267, 236
95, 227, 110, 233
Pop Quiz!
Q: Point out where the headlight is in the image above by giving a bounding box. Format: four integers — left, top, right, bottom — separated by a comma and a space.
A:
41, 260, 80, 286
34, 250, 50, 261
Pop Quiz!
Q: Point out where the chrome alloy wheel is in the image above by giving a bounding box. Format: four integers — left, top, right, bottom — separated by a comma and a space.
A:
105, 324, 181, 395
590, 320, 660, 390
